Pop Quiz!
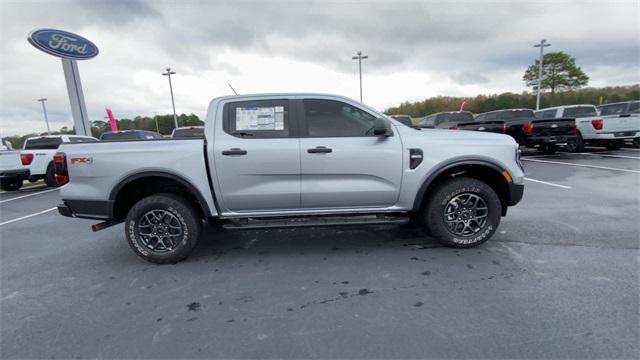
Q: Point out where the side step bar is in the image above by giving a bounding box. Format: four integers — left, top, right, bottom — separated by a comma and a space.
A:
222, 214, 409, 230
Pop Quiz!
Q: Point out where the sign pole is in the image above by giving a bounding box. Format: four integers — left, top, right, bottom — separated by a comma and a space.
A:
61, 59, 92, 136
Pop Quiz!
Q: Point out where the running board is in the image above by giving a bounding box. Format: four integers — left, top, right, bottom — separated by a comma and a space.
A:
222, 214, 409, 230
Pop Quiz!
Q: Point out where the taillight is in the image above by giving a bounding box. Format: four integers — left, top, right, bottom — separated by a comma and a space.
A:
502, 123, 507, 133
591, 119, 603, 130
449, 124, 459, 130
53, 152, 68, 186
522, 122, 534, 135
21, 153, 34, 165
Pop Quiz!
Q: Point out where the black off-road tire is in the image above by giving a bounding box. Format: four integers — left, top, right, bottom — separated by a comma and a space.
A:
540, 143, 556, 155
125, 193, 202, 264
566, 133, 584, 153
1, 178, 22, 191
44, 162, 58, 187
423, 177, 501, 248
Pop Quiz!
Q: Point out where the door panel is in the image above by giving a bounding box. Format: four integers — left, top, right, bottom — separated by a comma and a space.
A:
298, 98, 403, 209
300, 136, 402, 208
213, 99, 301, 213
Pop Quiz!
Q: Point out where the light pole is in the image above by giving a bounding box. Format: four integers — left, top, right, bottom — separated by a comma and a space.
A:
37, 98, 51, 134
153, 112, 160, 134
162, 68, 179, 129
352, 51, 368, 103
533, 39, 551, 110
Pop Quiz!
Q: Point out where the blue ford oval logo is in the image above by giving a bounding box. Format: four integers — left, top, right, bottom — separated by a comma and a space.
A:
28, 29, 99, 60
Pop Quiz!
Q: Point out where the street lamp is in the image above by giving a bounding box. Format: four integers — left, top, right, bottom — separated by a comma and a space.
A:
352, 51, 368, 103
36, 98, 51, 134
162, 68, 179, 129
533, 39, 551, 110
153, 112, 160, 134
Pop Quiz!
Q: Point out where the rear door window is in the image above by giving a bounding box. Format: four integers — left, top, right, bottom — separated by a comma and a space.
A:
24, 137, 63, 150
172, 128, 204, 138
599, 103, 628, 116
69, 137, 98, 143
224, 99, 292, 138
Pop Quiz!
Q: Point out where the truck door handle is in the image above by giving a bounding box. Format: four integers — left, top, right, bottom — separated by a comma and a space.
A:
307, 146, 332, 154
222, 148, 247, 156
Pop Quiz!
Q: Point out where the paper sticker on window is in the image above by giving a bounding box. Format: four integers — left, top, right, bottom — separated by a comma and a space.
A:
236, 106, 284, 131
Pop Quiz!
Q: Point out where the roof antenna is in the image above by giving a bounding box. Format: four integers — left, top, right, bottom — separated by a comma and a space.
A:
228, 83, 238, 95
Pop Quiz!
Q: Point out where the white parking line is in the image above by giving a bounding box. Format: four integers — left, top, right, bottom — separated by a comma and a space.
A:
0, 188, 58, 204
522, 158, 640, 173
568, 152, 640, 160
524, 177, 572, 189
0, 207, 57, 227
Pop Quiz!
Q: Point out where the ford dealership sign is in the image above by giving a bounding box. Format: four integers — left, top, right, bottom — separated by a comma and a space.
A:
28, 29, 99, 60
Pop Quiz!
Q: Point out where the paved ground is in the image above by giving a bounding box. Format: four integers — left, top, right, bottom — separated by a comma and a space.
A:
1, 148, 639, 359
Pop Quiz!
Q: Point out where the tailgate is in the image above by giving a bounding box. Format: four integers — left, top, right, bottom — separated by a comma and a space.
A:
458, 121, 505, 133
531, 118, 575, 136
0, 151, 23, 171
601, 114, 640, 133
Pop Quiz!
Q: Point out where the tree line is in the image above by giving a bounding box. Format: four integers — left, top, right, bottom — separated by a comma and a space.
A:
385, 85, 639, 118
3, 113, 204, 149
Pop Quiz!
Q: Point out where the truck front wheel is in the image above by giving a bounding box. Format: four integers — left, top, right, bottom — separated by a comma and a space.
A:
125, 193, 202, 264
423, 177, 501, 248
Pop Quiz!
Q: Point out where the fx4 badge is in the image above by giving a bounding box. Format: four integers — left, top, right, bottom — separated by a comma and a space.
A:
70, 157, 93, 165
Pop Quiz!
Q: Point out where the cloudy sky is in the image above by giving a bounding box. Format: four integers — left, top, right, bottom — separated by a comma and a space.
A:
1, 0, 638, 136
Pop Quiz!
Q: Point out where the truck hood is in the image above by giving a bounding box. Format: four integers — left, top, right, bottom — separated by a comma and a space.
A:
396, 125, 517, 146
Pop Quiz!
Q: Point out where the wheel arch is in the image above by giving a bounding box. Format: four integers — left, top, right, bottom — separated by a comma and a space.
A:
109, 171, 213, 220
412, 158, 511, 215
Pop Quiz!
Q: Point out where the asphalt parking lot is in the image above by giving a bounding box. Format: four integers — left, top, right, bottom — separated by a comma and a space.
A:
1, 148, 639, 359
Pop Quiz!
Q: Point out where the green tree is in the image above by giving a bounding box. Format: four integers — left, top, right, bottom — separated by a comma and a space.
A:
523, 51, 589, 94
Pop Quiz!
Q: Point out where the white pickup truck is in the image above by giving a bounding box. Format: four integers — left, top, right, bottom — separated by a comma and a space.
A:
21, 135, 98, 187
54, 93, 525, 263
0, 142, 29, 191
535, 103, 639, 151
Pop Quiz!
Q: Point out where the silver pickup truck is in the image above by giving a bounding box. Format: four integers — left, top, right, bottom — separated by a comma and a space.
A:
55, 94, 525, 263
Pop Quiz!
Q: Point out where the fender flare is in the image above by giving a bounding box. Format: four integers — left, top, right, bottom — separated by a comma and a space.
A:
412, 157, 506, 211
109, 171, 213, 217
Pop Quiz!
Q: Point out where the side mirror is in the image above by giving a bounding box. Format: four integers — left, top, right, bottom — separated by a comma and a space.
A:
372, 118, 393, 137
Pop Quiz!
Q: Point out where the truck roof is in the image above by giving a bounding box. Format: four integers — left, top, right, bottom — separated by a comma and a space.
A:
536, 104, 596, 111
209, 93, 386, 118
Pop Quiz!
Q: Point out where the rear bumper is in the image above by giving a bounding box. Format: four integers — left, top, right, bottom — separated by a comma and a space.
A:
585, 131, 639, 141
57, 199, 114, 220
526, 135, 576, 147
508, 182, 524, 206
0, 169, 30, 179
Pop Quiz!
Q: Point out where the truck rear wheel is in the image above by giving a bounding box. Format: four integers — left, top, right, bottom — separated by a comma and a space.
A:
125, 193, 202, 264
423, 177, 501, 248
1, 178, 23, 191
44, 162, 58, 187
566, 133, 584, 153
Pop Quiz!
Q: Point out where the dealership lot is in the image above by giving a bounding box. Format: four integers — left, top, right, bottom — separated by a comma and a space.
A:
1, 149, 638, 358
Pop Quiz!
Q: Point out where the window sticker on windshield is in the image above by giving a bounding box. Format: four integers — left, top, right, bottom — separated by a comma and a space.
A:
236, 106, 284, 131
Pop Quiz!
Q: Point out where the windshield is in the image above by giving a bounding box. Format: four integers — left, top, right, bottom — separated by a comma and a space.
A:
599, 103, 634, 116
436, 112, 474, 124
172, 127, 204, 138
563, 106, 597, 117
100, 132, 142, 141
23, 137, 63, 150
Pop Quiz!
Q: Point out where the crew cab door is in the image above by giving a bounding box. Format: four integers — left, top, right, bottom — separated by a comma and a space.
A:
298, 98, 403, 209
212, 99, 301, 213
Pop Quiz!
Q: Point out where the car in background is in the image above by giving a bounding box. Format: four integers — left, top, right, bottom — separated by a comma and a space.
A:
459, 108, 576, 154
100, 130, 164, 141
537, 103, 639, 151
597, 101, 640, 148
21, 135, 98, 187
417, 111, 475, 129
388, 114, 414, 127
1, 140, 29, 191
171, 126, 204, 139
